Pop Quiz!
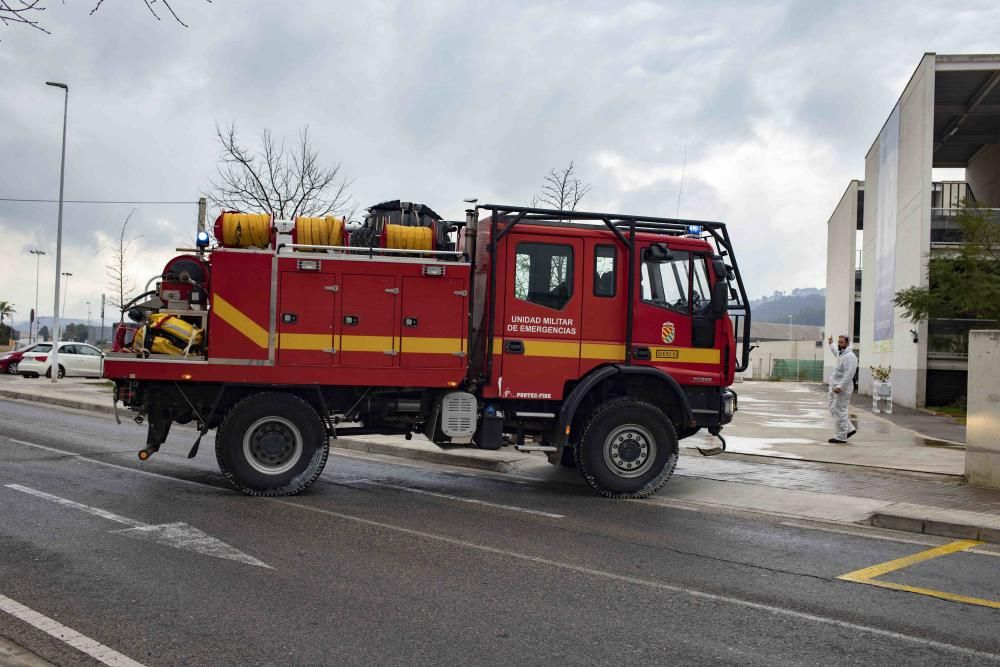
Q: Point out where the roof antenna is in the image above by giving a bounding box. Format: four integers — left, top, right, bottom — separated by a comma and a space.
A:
675, 135, 688, 217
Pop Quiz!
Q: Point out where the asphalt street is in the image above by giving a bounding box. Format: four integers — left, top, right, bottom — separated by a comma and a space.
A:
2, 397, 1000, 666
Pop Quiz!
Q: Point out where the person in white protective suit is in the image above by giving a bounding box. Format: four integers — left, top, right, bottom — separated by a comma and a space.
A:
827, 334, 858, 443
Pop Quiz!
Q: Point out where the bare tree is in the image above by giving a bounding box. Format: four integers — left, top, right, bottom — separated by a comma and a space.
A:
531, 161, 593, 211
206, 122, 355, 221
1, 0, 207, 36
106, 210, 141, 313
0, 0, 48, 34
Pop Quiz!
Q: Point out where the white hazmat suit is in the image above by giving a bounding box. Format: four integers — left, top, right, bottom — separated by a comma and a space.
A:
828, 338, 858, 441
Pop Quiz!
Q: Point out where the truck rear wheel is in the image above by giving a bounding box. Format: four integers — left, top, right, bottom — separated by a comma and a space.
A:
215, 392, 329, 496
574, 397, 678, 499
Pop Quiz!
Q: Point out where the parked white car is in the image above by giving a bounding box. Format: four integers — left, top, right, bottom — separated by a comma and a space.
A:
19, 342, 105, 379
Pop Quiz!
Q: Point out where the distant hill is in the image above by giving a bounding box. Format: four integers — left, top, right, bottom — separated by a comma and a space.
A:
750, 289, 825, 326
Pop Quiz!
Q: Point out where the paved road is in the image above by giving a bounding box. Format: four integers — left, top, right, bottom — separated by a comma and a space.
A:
1, 398, 999, 666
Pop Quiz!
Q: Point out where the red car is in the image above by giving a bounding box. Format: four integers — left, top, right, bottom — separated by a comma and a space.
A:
0, 343, 43, 375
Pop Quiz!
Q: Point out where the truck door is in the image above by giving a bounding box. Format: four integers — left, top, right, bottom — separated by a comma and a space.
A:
632, 244, 721, 384
499, 236, 582, 400
278, 271, 336, 366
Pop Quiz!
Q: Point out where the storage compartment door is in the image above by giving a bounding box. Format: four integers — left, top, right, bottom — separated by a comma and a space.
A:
400, 276, 467, 369
277, 271, 336, 366
340, 274, 397, 367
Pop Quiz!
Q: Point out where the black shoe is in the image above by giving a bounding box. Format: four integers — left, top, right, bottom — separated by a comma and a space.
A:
847, 429, 857, 439
828, 438, 847, 444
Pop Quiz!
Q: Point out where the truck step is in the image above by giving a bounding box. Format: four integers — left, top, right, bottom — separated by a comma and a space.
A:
514, 445, 557, 453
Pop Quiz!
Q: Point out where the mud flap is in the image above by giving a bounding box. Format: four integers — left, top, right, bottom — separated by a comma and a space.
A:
697, 428, 726, 457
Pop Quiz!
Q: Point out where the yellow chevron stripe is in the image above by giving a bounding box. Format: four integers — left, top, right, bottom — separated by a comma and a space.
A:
400, 337, 464, 354
212, 293, 269, 348
649, 346, 721, 364
278, 333, 332, 351
339, 335, 394, 353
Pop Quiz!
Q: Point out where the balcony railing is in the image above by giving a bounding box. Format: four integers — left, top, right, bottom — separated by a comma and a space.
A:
931, 207, 1000, 243
928, 318, 999, 358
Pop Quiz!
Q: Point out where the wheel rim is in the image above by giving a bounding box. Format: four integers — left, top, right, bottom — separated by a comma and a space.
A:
7, 363, 16, 374
602, 424, 657, 478
242, 416, 303, 475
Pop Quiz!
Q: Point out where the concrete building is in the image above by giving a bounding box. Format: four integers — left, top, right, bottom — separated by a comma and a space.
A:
743, 322, 825, 381
825, 53, 1000, 408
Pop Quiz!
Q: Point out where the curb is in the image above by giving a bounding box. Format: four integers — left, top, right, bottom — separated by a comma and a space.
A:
869, 512, 1000, 544
0, 389, 114, 416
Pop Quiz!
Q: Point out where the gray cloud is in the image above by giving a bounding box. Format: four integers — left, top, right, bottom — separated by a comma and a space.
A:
2, 0, 999, 323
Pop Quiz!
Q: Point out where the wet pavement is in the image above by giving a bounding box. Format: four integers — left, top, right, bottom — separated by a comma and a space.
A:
686, 382, 967, 476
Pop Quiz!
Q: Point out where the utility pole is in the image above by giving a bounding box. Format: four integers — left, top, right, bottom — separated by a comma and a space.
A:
86, 300, 91, 343
46, 81, 68, 383
100, 294, 106, 346
29, 249, 46, 344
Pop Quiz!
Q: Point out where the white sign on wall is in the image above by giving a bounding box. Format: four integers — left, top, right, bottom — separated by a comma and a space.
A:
874, 104, 899, 344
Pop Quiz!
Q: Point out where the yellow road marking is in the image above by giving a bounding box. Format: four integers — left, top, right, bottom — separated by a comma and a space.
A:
850, 579, 1000, 610
838, 540, 980, 581
838, 539, 1000, 610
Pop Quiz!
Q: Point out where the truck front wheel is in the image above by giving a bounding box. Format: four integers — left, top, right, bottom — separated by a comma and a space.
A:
574, 397, 678, 499
216, 392, 330, 496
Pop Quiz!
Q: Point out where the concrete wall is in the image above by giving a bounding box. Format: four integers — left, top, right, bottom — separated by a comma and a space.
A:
860, 53, 935, 408
966, 330, 1000, 488
823, 180, 861, 384
741, 340, 827, 380
967, 143, 1000, 207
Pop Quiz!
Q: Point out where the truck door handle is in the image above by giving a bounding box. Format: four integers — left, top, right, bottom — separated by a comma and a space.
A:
633, 346, 651, 360
505, 340, 524, 354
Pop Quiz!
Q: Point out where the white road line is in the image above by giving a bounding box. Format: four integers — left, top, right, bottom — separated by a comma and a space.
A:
7, 435, 1000, 657
2, 437, 222, 490
353, 480, 565, 518
0, 593, 146, 667
274, 499, 1000, 662
5, 484, 271, 569
6, 484, 146, 527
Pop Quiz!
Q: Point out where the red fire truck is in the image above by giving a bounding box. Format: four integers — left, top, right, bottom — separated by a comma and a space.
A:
105, 201, 751, 499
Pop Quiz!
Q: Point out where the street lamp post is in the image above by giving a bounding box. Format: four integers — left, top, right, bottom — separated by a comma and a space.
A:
86, 300, 91, 343
28, 249, 46, 344
61, 272, 72, 337
47, 81, 68, 383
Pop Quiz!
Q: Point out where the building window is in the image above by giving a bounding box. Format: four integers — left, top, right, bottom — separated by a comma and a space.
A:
594, 245, 616, 297
514, 242, 574, 310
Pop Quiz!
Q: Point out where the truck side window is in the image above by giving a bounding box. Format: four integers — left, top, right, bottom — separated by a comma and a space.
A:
690, 255, 711, 312
641, 249, 690, 313
514, 242, 574, 310
593, 245, 616, 297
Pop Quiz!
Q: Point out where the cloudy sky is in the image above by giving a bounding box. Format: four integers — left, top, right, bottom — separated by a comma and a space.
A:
2, 0, 999, 326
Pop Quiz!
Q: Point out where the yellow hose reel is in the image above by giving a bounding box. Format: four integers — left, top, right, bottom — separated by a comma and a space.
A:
295, 216, 345, 249
385, 224, 433, 251
216, 212, 272, 249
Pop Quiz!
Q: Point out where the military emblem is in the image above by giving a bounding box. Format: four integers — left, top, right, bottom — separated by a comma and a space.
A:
661, 321, 676, 344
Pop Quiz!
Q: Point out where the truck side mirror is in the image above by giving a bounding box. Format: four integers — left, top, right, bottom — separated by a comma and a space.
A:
710, 280, 728, 317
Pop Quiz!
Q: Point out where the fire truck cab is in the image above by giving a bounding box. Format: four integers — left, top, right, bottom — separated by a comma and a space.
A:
104, 201, 750, 499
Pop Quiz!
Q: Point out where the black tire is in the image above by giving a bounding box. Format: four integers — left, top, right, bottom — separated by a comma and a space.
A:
215, 392, 330, 496
6, 362, 18, 374
45, 365, 65, 379
574, 397, 679, 499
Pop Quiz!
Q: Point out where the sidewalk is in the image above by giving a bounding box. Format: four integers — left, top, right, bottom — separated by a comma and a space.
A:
2, 375, 999, 543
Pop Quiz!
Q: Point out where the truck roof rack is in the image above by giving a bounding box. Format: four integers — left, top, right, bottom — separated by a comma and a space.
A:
476, 203, 751, 375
